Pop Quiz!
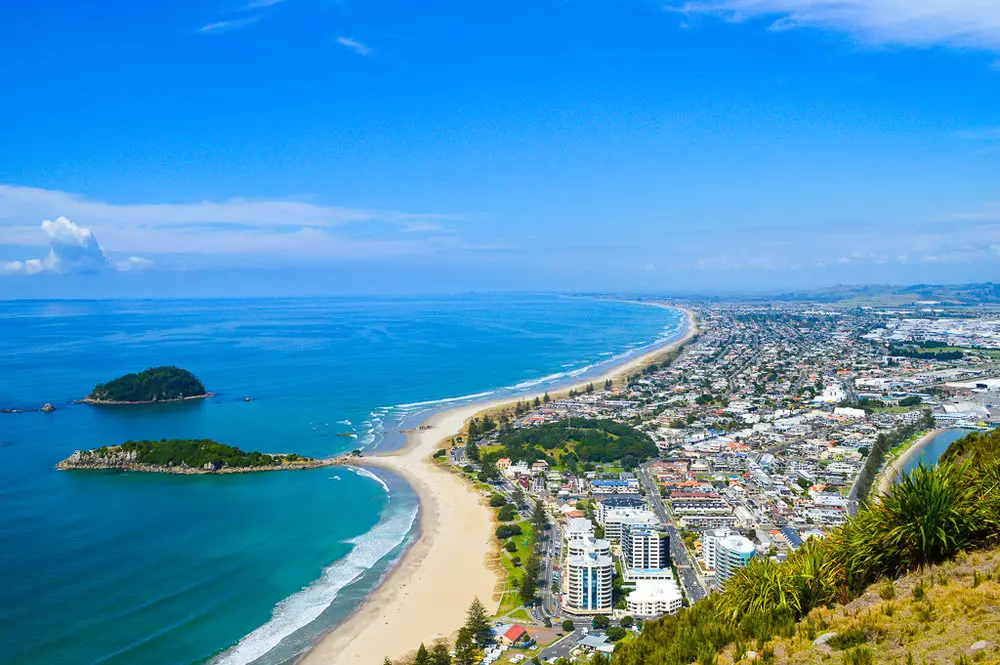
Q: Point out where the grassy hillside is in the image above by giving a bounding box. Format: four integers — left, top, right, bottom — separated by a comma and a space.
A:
940, 427, 1000, 467
732, 548, 1000, 664
613, 429, 1000, 665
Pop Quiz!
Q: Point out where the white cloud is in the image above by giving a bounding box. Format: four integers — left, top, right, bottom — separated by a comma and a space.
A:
664, 0, 1000, 50
199, 17, 260, 34
1, 217, 152, 276
116, 256, 154, 271
0, 185, 466, 265
336, 37, 372, 56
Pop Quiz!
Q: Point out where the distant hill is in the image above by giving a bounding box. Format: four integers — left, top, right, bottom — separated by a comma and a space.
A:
768, 281, 1000, 306
84, 366, 208, 404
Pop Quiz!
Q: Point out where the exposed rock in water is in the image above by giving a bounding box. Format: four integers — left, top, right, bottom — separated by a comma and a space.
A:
41, 403, 56, 412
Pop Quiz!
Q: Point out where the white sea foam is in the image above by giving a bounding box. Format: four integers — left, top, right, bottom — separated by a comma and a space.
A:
350, 466, 391, 495
211, 500, 418, 665
392, 390, 495, 410
336, 419, 352, 426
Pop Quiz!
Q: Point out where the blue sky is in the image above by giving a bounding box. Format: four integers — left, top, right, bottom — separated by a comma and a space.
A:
2, 0, 1000, 296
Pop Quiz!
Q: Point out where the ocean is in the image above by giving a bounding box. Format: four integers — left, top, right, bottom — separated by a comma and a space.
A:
0, 295, 684, 665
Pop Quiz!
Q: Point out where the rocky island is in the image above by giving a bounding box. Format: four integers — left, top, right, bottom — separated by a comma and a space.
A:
82, 366, 211, 405
57, 438, 347, 474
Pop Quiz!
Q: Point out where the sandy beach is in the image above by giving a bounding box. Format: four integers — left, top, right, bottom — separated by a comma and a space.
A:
875, 428, 946, 496
299, 305, 697, 665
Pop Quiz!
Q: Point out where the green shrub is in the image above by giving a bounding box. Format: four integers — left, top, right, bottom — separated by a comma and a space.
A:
842, 646, 875, 665
828, 627, 867, 651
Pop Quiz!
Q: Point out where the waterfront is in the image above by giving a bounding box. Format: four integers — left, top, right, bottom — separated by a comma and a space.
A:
0, 295, 683, 665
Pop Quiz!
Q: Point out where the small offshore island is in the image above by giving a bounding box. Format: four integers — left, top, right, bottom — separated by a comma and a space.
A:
82, 366, 211, 405
57, 438, 344, 474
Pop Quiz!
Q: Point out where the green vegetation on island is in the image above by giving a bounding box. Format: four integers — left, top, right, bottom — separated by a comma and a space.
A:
57, 438, 328, 473
85, 366, 208, 404
610, 430, 1000, 665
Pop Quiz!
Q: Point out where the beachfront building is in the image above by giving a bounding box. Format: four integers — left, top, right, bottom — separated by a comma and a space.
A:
626, 578, 683, 618
715, 534, 756, 582
602, 507, 660, 543
702, 527, 732, 571
595, 496, 646, 525
621, 524, 670, 570
562, 519, 614, 615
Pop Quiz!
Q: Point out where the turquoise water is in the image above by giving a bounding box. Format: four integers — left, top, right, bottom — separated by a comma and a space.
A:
900, 428, 975, 476
0, 295, 684, 665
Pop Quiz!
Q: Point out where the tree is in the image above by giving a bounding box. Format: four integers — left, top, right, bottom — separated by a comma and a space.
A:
489, 494, 508, 508
465, 597, 492, 647
604, 379, 613, 391
497, 504, 517, 522
512, 486, 525, 506
586, 382, 595, 394
620, 615, 634, 628
606, 626, 627, 641
561, 620, 575, 632
454, 627, 477, 665
519, 570, 536, 604
592, 615, 610, 629
543, 391, 551, 403
481, 457, 500, 481
465, 438, 480, 464
532, 499, 548, 533
505, 539, 517, 552
414, 643, 430, 665
383, 659, 393, 665
429, 640, 452, 665
534, 396, 542, 407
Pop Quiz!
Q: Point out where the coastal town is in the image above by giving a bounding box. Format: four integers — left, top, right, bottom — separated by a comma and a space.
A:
442, 302, 1000, 664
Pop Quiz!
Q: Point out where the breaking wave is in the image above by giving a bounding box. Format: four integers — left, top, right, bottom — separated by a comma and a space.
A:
210, 496, 418, 665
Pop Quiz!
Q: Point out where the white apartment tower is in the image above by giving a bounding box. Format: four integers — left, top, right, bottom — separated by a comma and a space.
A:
562, 519, 614, 614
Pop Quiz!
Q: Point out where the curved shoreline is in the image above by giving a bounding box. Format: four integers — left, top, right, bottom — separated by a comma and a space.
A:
298, 305, 697, 665
875, 428, 947, 496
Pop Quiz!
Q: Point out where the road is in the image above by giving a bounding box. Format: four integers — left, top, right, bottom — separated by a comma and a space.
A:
637, 464, 708, 603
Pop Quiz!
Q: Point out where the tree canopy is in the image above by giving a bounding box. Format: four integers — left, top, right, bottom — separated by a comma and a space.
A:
87, 366, 206, 403
491, 419, 657, 470
115, 439, 305, 469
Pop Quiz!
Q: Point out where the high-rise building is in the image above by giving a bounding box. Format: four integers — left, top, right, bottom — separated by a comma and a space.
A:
715, 534, 756, 582
702, 527, 732, 571
621, 524, 670, 570
595, 496, 646, 525
562, 519, 613, 614
602, 507, 660, 543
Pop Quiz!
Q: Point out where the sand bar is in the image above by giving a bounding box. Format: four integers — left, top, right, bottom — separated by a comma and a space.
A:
299, 305, 697, 665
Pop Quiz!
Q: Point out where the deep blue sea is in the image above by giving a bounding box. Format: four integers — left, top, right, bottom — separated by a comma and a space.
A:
0, 295, 684, 665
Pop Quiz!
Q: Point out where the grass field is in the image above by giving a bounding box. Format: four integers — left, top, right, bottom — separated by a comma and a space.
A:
495, 518, 536, 617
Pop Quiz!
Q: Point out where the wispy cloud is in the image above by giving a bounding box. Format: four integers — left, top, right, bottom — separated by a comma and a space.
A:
336, 37, 372, 56
663, 1, 1000, 50
0, 185, 467, 265
245, 0, 284, 8
199, 17, 261, 34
